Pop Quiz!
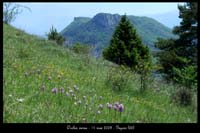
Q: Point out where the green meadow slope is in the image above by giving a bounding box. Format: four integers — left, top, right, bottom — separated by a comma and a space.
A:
3, 24, 197, 123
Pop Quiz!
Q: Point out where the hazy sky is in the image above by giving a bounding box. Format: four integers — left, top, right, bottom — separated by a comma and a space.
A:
8, 2, 184, 36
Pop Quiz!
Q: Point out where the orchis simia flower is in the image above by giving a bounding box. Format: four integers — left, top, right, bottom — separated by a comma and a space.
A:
82, 118, 87, 123
113, 102, 119, 111
40, 85, 45, 91
74, 96, 77, 100
66, 92, 69, 97
118, 104, 124, 122
57, 74, 61, 79
77, 100, 82, 105
37, 69, 41, 74
73, 85, 79, 91
99, 96, 102, 101
83, 96, 86, 100
106, 103, 112, 109
71, 93, 75, 97
98, 104, 103, 110
114, 102, 119, 107
118, 104, 124, 112
97, 110, 101, 114
60, 87, 65, 93
48, 76, 52, 80
51, 87, 58, 94
106, 103, 112, 114
85, 102, 88, 109
17, 98, 24, 103
113, 105, 118, 111
24, 72, 28, 77
69, 89, 73, 94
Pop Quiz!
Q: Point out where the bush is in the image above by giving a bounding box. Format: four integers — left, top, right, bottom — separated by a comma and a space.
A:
71, 43, 90, 55
105, 65, 130, 91
172, 65, 197, 90
171, 87, 193, 106
47, 26, 65, 45
136, 59, 153, 93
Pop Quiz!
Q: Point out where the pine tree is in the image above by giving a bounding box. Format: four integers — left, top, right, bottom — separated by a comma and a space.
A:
155, 2, 197, 86
103, 15, 151, 70
173, 2, 198, 65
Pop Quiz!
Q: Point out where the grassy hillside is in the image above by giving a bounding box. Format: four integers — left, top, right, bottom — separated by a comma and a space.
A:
3, 24, 197, 123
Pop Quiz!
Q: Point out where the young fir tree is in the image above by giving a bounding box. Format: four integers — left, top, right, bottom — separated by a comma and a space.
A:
103, 15, 151, 70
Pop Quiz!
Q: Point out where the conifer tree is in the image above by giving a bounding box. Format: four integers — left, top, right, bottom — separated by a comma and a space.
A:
103, 15, 151, 70
155, 2, 197, 87
173, 2, 197, 65
47, 26, 65, 45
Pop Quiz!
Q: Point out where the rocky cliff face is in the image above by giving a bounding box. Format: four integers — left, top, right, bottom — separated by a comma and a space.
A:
91, 13, 121, 28
74, 17, 91, 22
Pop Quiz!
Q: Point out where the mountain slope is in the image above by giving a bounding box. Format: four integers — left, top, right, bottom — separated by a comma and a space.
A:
3, 23, 196, 123
60, 13, 176, 55
127, 16, 175, 47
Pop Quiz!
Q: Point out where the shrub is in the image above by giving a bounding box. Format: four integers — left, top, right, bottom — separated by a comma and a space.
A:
171, 87, 193, 106
105, 65, 130, 91
136, 59, 153, 93
71, 42, 90, 55
47, 26, 65, 45
172, 65, 197, 91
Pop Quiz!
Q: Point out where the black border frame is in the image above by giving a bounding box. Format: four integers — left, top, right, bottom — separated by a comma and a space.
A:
2, 0, 199, 132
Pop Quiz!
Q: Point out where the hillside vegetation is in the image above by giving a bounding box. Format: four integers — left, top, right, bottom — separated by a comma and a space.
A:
3, 24, 197, 123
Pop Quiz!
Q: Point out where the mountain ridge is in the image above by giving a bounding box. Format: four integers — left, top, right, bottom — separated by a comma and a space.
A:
60, 13, 176, 56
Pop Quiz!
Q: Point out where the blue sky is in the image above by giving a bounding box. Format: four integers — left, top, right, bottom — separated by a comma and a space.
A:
8, 2, 185, 36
